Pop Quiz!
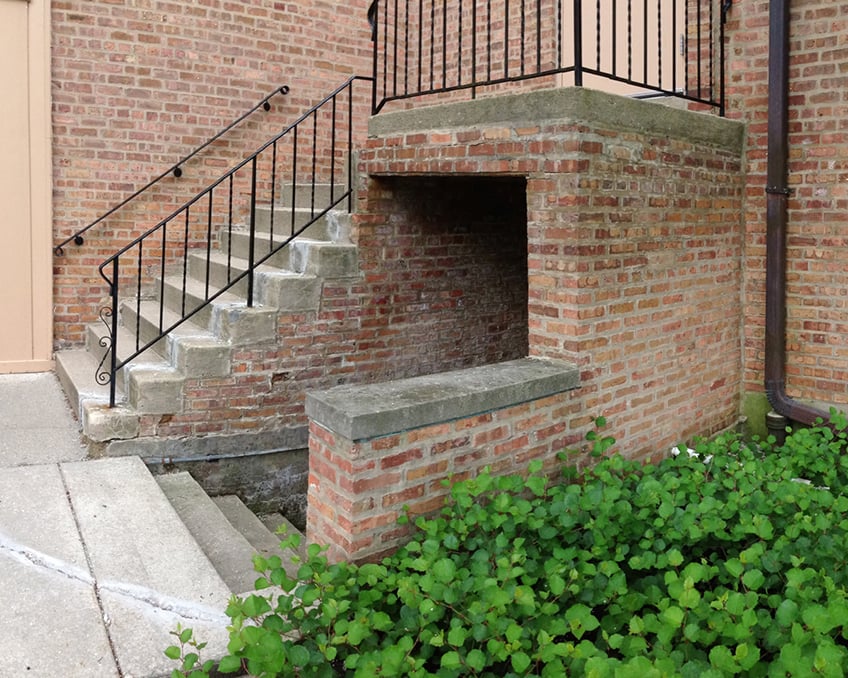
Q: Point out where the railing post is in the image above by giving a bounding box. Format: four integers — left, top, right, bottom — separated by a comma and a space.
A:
369, 0, 379, 113
247, 157, 257, 307
109, 259, 119, 407
573, 0, 583, 86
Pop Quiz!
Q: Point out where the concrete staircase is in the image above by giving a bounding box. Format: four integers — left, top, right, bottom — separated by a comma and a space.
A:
0, 455, 304, 678
55, 185, 358, 448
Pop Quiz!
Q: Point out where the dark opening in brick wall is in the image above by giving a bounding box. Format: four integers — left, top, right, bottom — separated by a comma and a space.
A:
359, 174, 529, 379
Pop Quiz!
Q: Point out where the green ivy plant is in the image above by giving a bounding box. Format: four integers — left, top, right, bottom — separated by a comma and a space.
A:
168, 412, 848, 677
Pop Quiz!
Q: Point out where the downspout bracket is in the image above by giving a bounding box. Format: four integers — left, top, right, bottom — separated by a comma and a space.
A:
765, 186, 791, 196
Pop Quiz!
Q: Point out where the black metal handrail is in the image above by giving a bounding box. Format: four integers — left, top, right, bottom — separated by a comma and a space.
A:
369, 0, 731, 115
54, 85, 290, 256
96, 76, 371, 406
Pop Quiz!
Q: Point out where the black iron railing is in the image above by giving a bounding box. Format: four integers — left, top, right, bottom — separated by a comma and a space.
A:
96, 76, 371, 406
369, 0, 731, 115
54, 85, 290, 256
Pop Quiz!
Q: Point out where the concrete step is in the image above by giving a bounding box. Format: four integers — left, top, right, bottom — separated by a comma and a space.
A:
258, 511, 308, 560
115, 300, 231, 379
55, 349, 146, 443
159, 275, 278, 345
290, 239, 359, 278
213, 495, 300, 579
61, 456, 232, 678
278, 183, 348, 209
156, 472, 266, 595
253, 205, 334, 239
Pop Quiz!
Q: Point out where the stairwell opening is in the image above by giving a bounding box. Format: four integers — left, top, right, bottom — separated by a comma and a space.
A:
360, 174, 529, 378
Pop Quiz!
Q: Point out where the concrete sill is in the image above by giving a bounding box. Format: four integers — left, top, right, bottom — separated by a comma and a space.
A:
305, 357, 580, 441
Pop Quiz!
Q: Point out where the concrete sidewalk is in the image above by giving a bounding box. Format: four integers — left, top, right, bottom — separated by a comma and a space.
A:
0, 372, 232, 677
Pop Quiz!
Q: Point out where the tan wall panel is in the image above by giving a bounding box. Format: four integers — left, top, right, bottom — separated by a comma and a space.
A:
0, 0, 52, 372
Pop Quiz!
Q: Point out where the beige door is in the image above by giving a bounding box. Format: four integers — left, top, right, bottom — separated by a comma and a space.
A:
0, 0, 52, 373
561, 0, 685, 97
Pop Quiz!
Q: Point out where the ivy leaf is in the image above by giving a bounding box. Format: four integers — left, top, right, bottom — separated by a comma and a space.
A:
511, 651, 532, 673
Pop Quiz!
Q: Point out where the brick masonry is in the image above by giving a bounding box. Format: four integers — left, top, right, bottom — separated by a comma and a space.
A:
306, 87, 745, 561
725, 2, 848, 411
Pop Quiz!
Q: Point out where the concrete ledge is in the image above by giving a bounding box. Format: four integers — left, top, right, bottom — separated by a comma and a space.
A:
368, 86, 745, 153
305, 358, 579, 441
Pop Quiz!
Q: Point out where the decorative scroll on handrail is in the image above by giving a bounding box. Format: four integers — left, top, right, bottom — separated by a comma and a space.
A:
54, 85, 290, 256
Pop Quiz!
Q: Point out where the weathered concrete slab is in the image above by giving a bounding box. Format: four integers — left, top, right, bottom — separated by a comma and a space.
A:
61, 457, 232, 678
0, 464, 117, 677
306, 357, 580, 440
368, 86, 745, 153
0, 372, 87, 465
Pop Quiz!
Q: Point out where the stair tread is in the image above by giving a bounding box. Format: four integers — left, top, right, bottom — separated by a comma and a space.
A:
259, 511, 308, 559
188, 249, 289, 276
156, 472, 265, 595
213, 496, 300, 578
61, 457, 231, 677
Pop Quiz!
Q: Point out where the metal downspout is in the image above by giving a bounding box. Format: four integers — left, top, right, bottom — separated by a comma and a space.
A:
764, 0, 829, 426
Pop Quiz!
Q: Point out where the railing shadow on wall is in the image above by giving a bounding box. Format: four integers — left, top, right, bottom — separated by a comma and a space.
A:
96, 76, 372, 406
368, 0, 731, 115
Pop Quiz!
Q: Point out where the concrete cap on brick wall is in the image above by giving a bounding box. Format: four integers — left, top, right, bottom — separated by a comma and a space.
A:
305, 357, 580, 441
368, 86, 745, 154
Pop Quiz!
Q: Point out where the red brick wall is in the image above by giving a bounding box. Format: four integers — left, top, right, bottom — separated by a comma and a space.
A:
361, 89, 744, 459
307, 392, 573, 563
726, 1, 848, 410
52, 0, 373, 346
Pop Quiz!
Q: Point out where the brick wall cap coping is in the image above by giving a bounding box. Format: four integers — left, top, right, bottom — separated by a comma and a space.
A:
369, 86, 744, 154
305, 358, 579, 441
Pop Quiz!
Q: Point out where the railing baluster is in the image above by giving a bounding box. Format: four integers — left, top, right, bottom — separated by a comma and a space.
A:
347, 87, 354, 212
596, 0, 601, 71
226, 176, 233, 283
418, 0, 423, 93
430, 0, 435, 90
657, 0, 663, 86
504, 0, 510, 78
628, 0, 632, 81
642, 0, 648, 84
311, 110, 318, 217
160, 222, 167, 330
472, 0, 477, 97
697, 0, 702, 97
672, 0, 677, 92
331, 95, 337, 207
442, 0, 448, 88
136, 242, 143, 352
573, 0, 583, 86
270, 141, 277, 253
487, 0, 492, 80
182, 208, 190, 317
291, 126, 298, 237
612, 0, 617, 77
519, 0, 525, 76
393, 0, 399, 97
458, 0, 463, 87
247, 157, 257, 308
205, 190, 213, 300
109, 259, 119, 407
535, 0, 541, 72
